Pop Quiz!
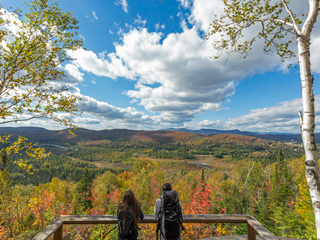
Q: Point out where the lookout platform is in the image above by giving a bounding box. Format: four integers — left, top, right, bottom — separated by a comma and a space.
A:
32, 214, 298, 240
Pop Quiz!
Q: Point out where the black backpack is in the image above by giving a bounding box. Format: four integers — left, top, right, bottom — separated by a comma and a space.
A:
157, 190, 185, 240
117, 203, 135, 238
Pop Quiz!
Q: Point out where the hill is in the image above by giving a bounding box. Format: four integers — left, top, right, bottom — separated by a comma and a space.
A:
0, 126, 301, 146
0, 127, 201, 145
164, 128, 308, 142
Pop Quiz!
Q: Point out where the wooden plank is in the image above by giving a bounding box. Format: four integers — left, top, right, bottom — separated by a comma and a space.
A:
59, 214, 251, 224
62, 232, 71, 240
182, 214, 251, 223
54, 224, 63, 240
32, 220, 63, 240
59, 215, 118, 224
247, 222, 256, 240
247, 219, 276, 240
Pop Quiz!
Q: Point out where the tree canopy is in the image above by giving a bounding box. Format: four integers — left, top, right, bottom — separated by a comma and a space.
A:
0, 0, 83, 169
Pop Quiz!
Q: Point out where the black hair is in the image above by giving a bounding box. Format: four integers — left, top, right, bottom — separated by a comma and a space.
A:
163, 183, 172, 191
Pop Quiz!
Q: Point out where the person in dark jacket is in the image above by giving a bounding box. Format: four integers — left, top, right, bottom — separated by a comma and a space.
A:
154, 183, 183, 240
117, 189, 144, 240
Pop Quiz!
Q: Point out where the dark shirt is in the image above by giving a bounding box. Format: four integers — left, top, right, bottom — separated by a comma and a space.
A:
117, 203, 144, 240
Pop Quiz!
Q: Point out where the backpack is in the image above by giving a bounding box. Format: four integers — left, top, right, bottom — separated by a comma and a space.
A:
117, 203, 135, 238
157, 190, 185, 240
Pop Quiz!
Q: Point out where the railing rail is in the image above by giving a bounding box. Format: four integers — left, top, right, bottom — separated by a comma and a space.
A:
32, 214, 276, 240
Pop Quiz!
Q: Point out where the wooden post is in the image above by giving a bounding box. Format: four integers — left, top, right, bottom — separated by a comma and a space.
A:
247, 223, 256, 240
54, 224, 63, 240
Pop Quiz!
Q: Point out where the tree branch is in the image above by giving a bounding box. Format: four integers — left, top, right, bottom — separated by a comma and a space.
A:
0, 114, 45, 124
263, 17, 294, 27
0, 86, 40, 115
281, 0, 302, 35
302, 0, 320, 37
241, 158, 255, 213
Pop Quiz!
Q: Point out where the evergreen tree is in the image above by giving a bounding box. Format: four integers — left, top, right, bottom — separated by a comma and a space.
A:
269, 149, 297, 235
73, 168, 93, 214
0, 152, 9, 172
201, 169, 205, 192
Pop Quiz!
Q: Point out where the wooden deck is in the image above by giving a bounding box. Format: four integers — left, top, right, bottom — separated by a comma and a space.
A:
200, 235, 305, 240
32, 214, 277, 240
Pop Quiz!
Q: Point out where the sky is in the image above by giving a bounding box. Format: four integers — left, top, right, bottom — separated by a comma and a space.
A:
1, 0, 320, 133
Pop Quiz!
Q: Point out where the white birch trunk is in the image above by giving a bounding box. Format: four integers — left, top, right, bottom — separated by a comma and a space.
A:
298, 0, 320, 238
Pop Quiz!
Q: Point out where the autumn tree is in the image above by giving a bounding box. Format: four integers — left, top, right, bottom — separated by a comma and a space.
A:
0, 0, 83, 169
206, 0, 320, 236
74, 168, 93, 214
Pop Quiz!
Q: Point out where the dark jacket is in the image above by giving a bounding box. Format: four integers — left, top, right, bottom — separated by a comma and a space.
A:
117, 203, 144, 240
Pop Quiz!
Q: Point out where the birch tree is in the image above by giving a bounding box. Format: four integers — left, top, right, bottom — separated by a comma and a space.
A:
206, 0, 320, 237
0, 0, 83, 169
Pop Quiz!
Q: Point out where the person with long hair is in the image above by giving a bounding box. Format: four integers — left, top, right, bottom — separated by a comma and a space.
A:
117, 189, 144, 240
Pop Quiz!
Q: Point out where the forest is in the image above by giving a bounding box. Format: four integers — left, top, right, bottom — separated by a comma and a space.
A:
1, 0, 319, 239
0, 130, 316, 239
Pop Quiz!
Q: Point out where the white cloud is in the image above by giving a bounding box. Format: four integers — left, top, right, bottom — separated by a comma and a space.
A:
75, 94, 157, 127
134, 14, 147, 27
225, 98, 307, 127
98, 50, 107, 59
178, 0, 191, 9
155, 23, 165, 31
91, 79, 96, 84
130, 99, 138, 104
199, 119, 224, 128
155, 23, 160, 31
59, 64, 84, 84
0, 9, 22, 39
74, 117, 100, 125
194, 96, 320, 133
69, 22, 282, 124
109, 29, 114, 35
67, 48, 136, 80
188, 0, 224, 33
115, 0, 128, 13
63, 0, 320, 130
92, 11, 98, 20
311, 35, 320, 74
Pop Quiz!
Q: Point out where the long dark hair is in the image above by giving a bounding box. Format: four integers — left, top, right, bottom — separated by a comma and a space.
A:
119, 189, 141, 230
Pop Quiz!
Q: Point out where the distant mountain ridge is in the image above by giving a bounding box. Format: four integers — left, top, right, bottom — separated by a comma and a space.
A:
163, 128, 306, 142
0, 126, 312, 143
0, 127, 200, 145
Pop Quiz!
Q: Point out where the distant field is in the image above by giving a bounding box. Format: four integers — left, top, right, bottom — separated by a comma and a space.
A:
70, 157, 132, 170
136, 154, 236, 171
69, 154, 235, 172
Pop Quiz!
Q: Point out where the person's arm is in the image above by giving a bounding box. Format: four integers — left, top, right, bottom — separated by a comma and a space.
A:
179, 200, 183, 220
154, 199, 161, 220
139, 207, 144, 220
117, 202, 121, 216
179, 201, 183, 214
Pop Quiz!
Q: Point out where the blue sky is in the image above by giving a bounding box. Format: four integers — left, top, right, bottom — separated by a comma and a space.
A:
1, 0, 320, 133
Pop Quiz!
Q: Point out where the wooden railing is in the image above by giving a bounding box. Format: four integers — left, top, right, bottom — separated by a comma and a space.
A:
32, 214, 276, 240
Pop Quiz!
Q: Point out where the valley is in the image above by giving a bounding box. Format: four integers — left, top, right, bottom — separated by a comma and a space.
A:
0, 127, 316, 239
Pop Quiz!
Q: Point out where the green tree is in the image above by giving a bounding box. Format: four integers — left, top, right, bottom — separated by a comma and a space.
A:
74, 168, 93, 214
269, 149, 296, 235
207, 0, 320, 236
0, 0, 83, 169
0, 155, 13, 238
0, 151, 9, 171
